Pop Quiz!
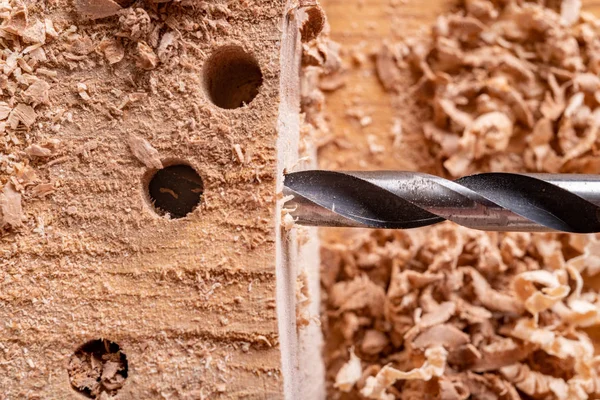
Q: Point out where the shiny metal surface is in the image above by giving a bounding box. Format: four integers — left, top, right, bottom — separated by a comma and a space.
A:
283, 171, 600, 233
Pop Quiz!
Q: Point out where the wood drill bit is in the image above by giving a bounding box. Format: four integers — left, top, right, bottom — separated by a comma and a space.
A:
283, 170, 600, 233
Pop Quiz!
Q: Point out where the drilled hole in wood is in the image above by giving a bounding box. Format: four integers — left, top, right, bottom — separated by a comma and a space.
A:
67, 339, 128, 399
203, 45, 263, 109
147, 164, 204, 219
114, 0, 136, 6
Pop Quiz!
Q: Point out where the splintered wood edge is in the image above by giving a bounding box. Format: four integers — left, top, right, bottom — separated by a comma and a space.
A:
276, 2, 325, 399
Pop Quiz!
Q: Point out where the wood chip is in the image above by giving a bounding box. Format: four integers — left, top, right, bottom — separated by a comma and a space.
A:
0, 183, 22, 228
135, 41, 158, 70
0, 102, 11, 120
23, 80, 50, 105
561, 0, 581, 26
127, 133, 163, 169
376, 44, 402, 92
25, 144, 52, 157
31, 183, 54, 198
21, 20, 46, 44
334, 349, 362, 392
8, 103, 37, 129
75, 0, 123, 20
98, 38, 124, 64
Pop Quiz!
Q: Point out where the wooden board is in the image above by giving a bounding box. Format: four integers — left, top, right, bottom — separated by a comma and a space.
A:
0, 1, 301, 398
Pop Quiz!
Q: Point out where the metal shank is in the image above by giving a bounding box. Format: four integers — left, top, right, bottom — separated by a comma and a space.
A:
283, 171, 600, 233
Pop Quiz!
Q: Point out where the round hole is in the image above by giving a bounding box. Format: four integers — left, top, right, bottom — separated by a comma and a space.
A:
146, 164, 204, 219
114, 0, 136, 6
67, 339, 128, 399
203, 45, 263, 109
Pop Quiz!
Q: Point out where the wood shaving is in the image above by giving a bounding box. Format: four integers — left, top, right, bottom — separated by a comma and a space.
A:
361, 346, 447, 400
561, 0, 582, 26
334, 348, 362, 392
30, 182, 54, 198
412, 324, 469, 350
513, 270, 570, 316
298, 0, 326, 43
373, 0, 600, 177
376, 44, 402, 92
501, 363, 569, 399
322, 221, 600, 399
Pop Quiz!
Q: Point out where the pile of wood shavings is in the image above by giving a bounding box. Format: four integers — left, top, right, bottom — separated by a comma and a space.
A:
323, 227, 600, 399
376, 0, 600, 177
321, 0, 600, 399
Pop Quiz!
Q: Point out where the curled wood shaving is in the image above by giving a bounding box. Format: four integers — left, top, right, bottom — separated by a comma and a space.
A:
412, 324, 469, 350
334, 348, 362, 392
513, 270, 570, 316
463, 267, 524, 314
471, 338, 532, 372
298, 0, 326, 43
509, 318, 594, 361
362, 330, 389, 355
330, 275, 386, 318
461, 112, 513, 160
361, 346, 447, 400
567, 237, 600, 275
501, 363, 569, 400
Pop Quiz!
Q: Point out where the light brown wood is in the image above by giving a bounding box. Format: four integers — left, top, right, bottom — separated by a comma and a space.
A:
0, 1, 301, 398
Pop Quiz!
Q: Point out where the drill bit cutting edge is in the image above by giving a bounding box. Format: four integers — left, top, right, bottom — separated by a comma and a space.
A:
283, 170, 600, 233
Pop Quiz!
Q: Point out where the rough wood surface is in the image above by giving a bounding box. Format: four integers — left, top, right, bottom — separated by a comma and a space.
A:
0, 1, 293, 398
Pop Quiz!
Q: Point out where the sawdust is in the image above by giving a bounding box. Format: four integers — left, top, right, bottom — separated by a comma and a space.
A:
0, 0, 293, 397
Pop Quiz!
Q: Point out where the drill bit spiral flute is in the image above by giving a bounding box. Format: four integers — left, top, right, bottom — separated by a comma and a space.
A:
283, 170, 600, 233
